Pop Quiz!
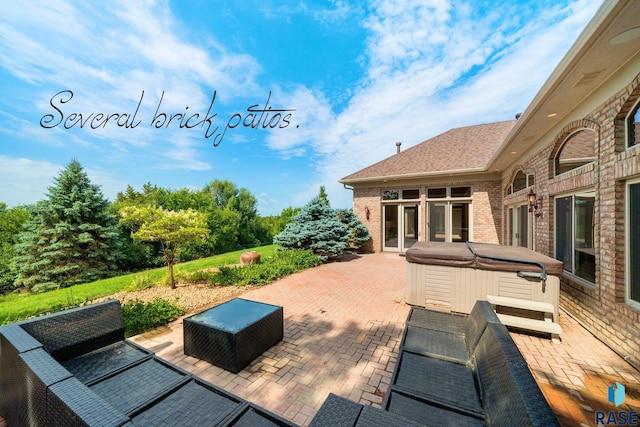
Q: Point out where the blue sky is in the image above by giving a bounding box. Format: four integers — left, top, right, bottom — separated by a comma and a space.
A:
0, 0, 603, 215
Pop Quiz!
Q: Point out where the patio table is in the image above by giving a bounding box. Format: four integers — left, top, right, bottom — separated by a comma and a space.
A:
183, 298, 283, 373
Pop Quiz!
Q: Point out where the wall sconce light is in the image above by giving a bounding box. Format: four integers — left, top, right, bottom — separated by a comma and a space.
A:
528, 189, 543, 218
365, 206, 370, 221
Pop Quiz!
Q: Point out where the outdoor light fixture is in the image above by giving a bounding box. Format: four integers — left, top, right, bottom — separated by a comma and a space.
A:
528, 189, 543, 217
365, 206, 370, 221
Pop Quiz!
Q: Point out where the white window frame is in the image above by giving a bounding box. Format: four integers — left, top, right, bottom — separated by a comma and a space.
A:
626, 98, 640, 150
626, 177, 640, 310
507, 204, 532, 249
426, 187, 473, 242
553, 189, 596, 288
554, 128, 596, 177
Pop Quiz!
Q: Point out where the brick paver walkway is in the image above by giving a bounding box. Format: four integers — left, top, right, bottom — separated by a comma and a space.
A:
132, 252, 640, 426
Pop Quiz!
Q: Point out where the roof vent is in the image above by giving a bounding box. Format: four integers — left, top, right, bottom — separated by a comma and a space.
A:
396, 141, 402, 154
574, 70, 604, 88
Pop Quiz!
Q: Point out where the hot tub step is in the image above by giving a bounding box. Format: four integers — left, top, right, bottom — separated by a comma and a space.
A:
486, 295, 554, 315
495, 313, 562, 342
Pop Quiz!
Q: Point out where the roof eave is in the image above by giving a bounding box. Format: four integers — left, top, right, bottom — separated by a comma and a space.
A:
340, 167, 489, 185
487, 0, 630, 171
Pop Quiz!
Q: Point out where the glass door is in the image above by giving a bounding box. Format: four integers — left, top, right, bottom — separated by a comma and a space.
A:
383, 204, 399, 250
384, 204, 419, 251
507, 205, 530, 248
428, 202, 446, 242
402, 204, 419, 251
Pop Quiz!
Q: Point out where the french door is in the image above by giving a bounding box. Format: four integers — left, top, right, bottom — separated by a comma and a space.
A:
383, 204, 419, 252
507, 205, 531, 248
428, 202, 470, 242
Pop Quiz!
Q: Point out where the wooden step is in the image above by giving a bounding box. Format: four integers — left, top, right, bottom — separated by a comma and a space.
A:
486, 295, 555, 314
495, 313, 562, 342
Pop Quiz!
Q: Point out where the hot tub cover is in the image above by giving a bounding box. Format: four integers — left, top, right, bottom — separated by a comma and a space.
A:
405, 242, 563, 276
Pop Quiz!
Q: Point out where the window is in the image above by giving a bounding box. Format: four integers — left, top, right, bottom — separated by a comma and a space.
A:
426, 187, 472, 242
513, 171, 527, 193
427, 188, 446, 199
402, 189, 420, 200
505, 170, 534, 196
451, 187, 471, 198
555, 191, 595, 284
628, 100, 640, 148
627, 180, 640, 307
382, 190, 399, 201
555, 129, 596, 175
382, 189, 419, 201
507, 205, 530, 249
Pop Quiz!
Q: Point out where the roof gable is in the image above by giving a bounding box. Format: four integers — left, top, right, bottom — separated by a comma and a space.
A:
341, 120, 516, 183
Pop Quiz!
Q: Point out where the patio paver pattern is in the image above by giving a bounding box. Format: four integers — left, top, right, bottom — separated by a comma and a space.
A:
132, 252, 640, 427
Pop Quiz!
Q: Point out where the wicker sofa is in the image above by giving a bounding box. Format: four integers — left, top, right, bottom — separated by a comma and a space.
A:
1, 299, 558, 426
311, 301, 560, 427
0, 300, 295, 427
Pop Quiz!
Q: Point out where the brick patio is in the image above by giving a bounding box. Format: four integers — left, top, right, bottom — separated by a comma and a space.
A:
132, 252, 640, 427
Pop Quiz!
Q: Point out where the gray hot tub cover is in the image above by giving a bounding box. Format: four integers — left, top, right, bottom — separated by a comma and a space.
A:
405, 242, 563, 276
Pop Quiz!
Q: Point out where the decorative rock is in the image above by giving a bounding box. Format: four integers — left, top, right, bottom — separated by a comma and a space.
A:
240, 251, 261, 266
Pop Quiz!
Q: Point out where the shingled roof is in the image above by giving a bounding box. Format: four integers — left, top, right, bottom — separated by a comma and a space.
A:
341, 120, 516, 183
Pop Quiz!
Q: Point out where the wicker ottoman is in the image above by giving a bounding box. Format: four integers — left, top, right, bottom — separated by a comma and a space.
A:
183, 298, 283, 373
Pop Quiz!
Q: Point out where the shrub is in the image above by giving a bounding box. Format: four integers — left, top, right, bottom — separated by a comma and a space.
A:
335, 208, 371, 251
122, 297, 185, 337
126, 274, 155, 291
273, 197, 349, 258
210, 249, 322, 286
179, 270, 218, 284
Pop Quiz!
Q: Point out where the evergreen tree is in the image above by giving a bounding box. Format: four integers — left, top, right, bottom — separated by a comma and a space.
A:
335, 208, 371, 251
318, 186, 330, 207
12, 159, 121, 292
273, 196, 349, 258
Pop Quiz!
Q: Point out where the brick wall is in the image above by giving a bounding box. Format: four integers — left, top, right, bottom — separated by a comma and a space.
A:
503, 72, 640, 366
352, 180, 502, 252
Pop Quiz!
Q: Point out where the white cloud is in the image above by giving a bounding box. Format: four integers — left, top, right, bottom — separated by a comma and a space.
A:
265, 0, 604, 210
0, 155, 130, 207
0, 0, 261, 169
0, 156, 61, 206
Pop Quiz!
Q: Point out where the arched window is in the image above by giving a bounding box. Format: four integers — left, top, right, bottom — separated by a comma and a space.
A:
512, 170, 527, 193
627, 99, 640, 148
555, 128, 596, 176
505, 169, 534, 196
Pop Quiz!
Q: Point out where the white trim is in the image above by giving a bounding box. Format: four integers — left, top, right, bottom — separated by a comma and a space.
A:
553, 189, 596, 288
553, 127, 596, 177
626, 97, 640, 150
626, 177, 640, 310
506, 203, 532, 250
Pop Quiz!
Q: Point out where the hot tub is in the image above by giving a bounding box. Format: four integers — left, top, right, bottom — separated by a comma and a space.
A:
405, 242, 563, 323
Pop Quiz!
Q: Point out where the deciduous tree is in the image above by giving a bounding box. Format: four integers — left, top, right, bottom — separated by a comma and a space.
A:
118, 206, 209, 289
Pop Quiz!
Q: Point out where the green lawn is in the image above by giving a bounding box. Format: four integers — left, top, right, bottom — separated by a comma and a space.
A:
0, 245, 277, 325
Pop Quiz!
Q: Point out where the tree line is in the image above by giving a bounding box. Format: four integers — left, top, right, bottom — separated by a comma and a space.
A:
0, 160, 371, 295
0, 159, 300, 294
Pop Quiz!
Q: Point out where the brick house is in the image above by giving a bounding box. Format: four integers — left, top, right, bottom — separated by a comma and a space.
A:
340, 0, 640, 366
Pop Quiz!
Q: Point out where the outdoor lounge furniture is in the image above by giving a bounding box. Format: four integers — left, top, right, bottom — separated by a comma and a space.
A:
0, 300, 295, 427
184, 298, 284, 373
311, 301, 560, 427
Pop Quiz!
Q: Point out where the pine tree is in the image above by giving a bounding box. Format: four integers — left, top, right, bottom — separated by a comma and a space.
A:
273, 196, 349, 258
335, 208, 371, 251
12, 159, 121, 292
